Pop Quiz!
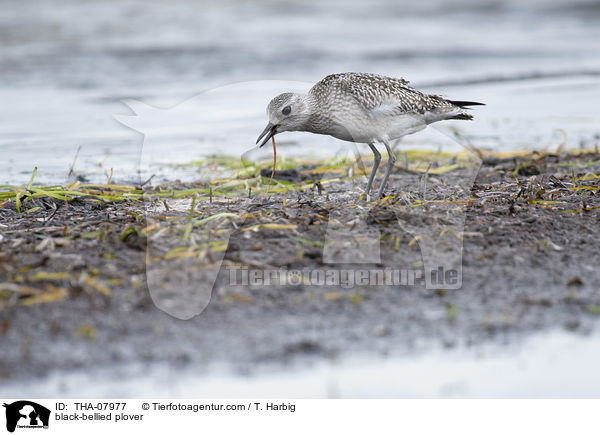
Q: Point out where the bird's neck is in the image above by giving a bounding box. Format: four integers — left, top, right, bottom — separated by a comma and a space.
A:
297, 94, 340, 135
295, 94, 327, 134
298, 93, 317, 113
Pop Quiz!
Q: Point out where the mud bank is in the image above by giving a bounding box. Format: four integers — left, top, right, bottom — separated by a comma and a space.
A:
1, 148, 599, 394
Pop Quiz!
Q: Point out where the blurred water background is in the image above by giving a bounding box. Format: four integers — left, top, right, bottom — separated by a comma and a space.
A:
1, 0, 600, 184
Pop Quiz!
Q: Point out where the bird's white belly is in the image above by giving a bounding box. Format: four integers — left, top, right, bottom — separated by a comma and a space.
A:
384, 113, 427, 140
339, 113, 426, 143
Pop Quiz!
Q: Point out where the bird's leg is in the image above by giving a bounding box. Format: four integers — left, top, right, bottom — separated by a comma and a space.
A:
376, 140, 396, 198
365, 143, 381, 197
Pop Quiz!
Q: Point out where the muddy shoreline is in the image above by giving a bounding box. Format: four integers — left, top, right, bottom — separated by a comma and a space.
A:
1, 149, 599, 387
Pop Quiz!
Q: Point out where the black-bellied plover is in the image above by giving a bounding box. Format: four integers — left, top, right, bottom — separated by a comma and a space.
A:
256, 72, 483, 198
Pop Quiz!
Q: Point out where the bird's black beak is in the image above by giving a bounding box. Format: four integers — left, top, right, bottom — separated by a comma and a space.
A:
256, 123, 277, 148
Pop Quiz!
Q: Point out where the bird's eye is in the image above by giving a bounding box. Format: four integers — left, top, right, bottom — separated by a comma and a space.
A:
282, 105, 291, 115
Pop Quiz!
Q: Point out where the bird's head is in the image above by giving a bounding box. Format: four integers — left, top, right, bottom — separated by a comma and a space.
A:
256, 92, 310, 147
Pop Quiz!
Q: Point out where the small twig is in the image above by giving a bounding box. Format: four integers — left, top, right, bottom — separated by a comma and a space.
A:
44, 202, 62, 225
68, 145, 81, 177
421, 163, 432, 201
141, 174, 155, 187
2, 225, 66, 234
314, 181, 323, 196
183, 194, 197, 242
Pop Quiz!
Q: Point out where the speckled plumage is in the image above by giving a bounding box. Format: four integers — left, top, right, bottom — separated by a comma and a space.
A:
302, 72, 473, 143
257, 72, 483, 197
311, 72, 456, 116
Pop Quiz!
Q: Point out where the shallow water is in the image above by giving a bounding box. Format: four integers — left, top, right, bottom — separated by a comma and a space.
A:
1, 0, 600, 185
5, 330, 600, 398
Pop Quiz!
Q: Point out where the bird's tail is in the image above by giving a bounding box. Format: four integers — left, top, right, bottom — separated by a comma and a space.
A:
449, 113, 474, 120
445, 100, 484, 120
448, 100, 485, 108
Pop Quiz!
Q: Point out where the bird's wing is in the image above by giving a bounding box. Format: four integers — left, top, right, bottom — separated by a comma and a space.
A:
317, 72, 454, 118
